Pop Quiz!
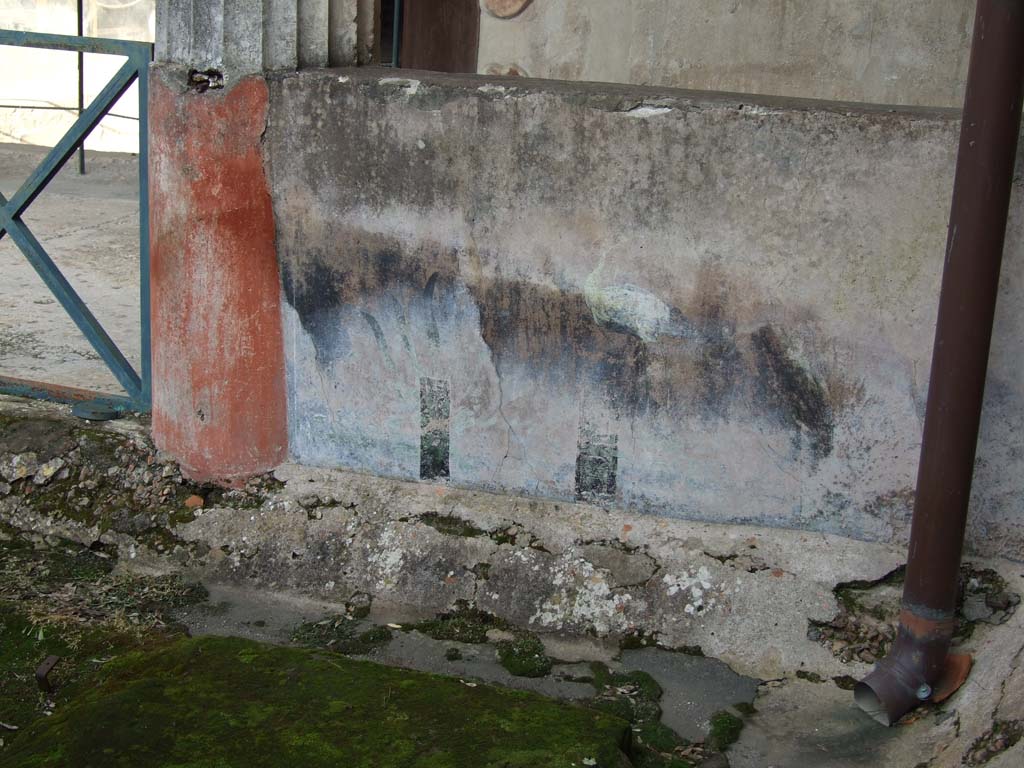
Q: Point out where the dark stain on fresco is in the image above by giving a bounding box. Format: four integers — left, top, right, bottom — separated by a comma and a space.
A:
423, 272, 443, 346
280, 238, 461, 367
280, 236, 840, 464
575, 427, 618, 501
359, 311, 394, 368
698, 321, 743, 419
420, 377, 450, 480
469, 278, 653, 419
280, 254, 349, 367
694, 257, 744, 418
751, 324, 834, 460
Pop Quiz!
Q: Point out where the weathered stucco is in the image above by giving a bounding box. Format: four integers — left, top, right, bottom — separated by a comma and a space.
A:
477, 0, 976, 108
149, 69, 288, 480
260, 68, 1024, 560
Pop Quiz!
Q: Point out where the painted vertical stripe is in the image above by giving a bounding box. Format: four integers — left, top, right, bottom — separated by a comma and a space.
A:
420, 377, 450, 480
575, 426, 618, 501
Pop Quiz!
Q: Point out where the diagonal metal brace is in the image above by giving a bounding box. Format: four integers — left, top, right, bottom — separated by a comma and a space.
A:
0, 192, 143, 400
0, 30, 152, 409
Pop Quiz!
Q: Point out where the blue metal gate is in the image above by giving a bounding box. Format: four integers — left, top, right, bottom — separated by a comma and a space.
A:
0, 30, 152, 414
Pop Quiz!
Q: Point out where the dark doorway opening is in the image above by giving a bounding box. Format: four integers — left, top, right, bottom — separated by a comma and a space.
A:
385, 0, 480, 73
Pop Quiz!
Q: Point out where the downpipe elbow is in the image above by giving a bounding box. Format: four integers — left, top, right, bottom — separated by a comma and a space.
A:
854, 609, 966, 726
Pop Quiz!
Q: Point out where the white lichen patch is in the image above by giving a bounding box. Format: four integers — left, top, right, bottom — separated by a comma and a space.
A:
662, 567, 722, 616
738, 104, 780, 117
530, 557, 634, 635
366, 523, 406, 588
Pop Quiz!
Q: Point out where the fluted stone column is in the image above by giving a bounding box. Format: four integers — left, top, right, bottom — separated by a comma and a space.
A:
155, 0, 360, 75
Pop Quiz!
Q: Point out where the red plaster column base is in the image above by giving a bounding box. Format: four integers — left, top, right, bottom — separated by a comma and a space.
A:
149, 67, 287, 481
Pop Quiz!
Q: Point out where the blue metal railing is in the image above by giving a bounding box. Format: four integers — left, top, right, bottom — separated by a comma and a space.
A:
0, 30, 152, 414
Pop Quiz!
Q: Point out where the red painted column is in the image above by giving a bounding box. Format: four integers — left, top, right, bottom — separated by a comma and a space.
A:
149, 67, 287, 481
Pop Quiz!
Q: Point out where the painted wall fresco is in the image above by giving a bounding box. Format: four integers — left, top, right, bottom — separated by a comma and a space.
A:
264, 70, 1024, 558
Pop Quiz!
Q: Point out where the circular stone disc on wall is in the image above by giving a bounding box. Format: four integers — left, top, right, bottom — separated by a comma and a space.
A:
484, 0, 534, 19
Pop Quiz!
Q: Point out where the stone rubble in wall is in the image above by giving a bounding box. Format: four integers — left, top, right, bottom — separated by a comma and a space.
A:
0, 420, 278, 559
808, 566, 1020, 667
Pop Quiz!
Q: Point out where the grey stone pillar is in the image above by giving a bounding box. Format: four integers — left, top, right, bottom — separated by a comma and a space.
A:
156, 0, 359, 75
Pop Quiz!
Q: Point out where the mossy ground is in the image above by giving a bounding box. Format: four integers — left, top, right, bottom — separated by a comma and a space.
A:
0, 535, 195, 756
1, 535, 635, 767
2, 636, 634, 768
0, 534, 205, 641
0, 603, 175, 754
588, 663, 696, 768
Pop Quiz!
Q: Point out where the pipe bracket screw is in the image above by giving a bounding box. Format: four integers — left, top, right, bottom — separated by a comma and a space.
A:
916, 684, 932, 701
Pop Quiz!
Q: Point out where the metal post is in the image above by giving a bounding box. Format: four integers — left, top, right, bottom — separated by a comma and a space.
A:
393, 0, 402, 66
855, 0, 1024, 726
136, 48, 151, 410
77, 0, 85, 174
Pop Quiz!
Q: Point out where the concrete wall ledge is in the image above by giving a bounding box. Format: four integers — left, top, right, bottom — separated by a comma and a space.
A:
276, 66, 964, 122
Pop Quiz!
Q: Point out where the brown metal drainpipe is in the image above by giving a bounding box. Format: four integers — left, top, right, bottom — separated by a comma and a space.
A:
855, 0, 1024, 726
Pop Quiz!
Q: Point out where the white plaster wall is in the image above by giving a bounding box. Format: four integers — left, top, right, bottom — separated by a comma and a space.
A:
478, 0, 976, 108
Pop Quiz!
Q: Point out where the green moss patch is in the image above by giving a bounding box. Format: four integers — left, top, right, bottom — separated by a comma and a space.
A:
795, 670, 825, 683
587, 663, 695, 767
706, 711, 744, 752
3, 636, 634, 768
292, 616, 393, 655
496, 634, 552, 678
407, 604, 507, 644
832, 675, 857, 691
417, 513, 486, 538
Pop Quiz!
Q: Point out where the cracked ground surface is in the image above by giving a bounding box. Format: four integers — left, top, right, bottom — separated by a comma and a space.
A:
3, 398, 1024, 766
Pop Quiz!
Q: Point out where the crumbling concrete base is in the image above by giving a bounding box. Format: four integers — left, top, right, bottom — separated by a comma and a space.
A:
175, 460, 898, 683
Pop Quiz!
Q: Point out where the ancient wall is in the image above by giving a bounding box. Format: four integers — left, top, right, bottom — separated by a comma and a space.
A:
256, 68, 1024, 560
